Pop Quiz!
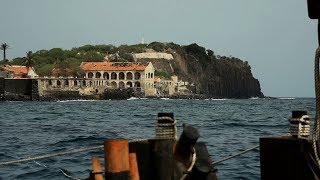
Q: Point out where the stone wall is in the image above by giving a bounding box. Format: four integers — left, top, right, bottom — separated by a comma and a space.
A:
0, 78, 4, 99
0, 78, 40, 101
5, 79, 32, 95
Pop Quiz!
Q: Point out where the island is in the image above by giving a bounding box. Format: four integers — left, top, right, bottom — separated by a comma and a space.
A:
0, 42, 264, 100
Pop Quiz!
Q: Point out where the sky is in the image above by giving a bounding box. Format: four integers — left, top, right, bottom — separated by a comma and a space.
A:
0, 0, 318, 97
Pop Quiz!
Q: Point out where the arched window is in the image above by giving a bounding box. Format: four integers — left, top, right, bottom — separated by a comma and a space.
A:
48, 80, 52, 86
127, 72, 133, 80
111, 72, 117, 80
74, 80, 78, 86
126, 81, 133, 88
148, 73, 150, 78
111, 81, 117, 88
134, 72, 141, 80
57, 80, 61, 86
96, 72, 101, 79
151, 73, 153, 78
103, 72, 109, 80
65, 80, 69, 86
88, 72, 94, 78
134, 81, 141, 87
82, 80, 86, 86
89, 81, 93, 87
119, 72, 125, 80
119, 81, 125, 89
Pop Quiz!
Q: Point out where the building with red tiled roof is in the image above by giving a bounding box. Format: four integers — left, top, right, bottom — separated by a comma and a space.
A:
80, 61, 155, 96
0, 65, 38, 78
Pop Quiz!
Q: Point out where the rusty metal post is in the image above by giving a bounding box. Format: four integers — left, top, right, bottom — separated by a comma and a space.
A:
129, 153, 140, 180
104, 139, 130, 180
92, 156, 104, 180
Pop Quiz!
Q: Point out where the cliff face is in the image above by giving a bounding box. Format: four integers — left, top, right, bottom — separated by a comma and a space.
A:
139, 43, 264, 98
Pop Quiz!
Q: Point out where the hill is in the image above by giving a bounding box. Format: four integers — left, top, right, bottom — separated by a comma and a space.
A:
4, 42, 264, 98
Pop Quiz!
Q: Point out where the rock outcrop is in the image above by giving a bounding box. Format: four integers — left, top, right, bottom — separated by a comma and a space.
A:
139, 42, 264, 98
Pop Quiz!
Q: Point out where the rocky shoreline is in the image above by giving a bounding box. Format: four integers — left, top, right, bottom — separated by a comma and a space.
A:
0, 91, 266, 101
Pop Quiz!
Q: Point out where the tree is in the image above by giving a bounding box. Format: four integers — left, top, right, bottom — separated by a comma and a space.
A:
0, 43, 9, 61
23, 51, 35, 73
207, 49, 214, 57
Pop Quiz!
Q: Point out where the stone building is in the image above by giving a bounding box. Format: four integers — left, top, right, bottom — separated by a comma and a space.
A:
80, 61, 155, 96
0, 65, 38, 78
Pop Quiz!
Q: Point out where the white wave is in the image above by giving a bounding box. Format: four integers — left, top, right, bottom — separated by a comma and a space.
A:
211, 98, 227, 101
278, 97, 296, 100
160, 97, 170, 100
127, 97, 148, 100
127, 97, 140, 100
57, 99, 97, 103
250, 97, 259, 100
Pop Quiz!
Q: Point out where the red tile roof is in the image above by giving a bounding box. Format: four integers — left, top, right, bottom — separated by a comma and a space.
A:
80, 62, 149, 71
1, 65, 30, 78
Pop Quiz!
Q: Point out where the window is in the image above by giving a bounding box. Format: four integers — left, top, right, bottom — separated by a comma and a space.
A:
103, 72, 109, 80
127, 72, 133, 80
111, 72, 117, 80
134, 72, 141, 80
119, 72, 125, 80
88, 72, 94, 78
96, 72, 101, 78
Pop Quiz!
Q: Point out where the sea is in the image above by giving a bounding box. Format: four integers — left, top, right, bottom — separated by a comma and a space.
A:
0, 98, 316, 180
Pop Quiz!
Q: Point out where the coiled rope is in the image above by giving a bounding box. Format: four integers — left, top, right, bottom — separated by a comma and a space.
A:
156, 116, 177, 140
313, 47, 320, 168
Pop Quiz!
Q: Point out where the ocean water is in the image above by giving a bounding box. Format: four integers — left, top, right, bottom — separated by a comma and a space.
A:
0, 98, 316, 180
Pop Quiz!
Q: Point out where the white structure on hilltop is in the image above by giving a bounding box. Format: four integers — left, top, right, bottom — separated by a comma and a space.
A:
133, 52, 174, 61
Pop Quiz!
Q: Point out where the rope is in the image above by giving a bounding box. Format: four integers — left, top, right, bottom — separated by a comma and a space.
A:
313, 47, 320, 168
0, 138, 151, 166
180, 147, 197, 180
32, 160, 83, 180
59, 168, 82, 180
212, 145, 259, 165
156, 116, 177, 140
0, 145, 104, 166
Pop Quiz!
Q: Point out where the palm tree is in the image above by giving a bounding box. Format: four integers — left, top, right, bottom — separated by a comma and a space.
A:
23, 51, 35, 74
0, 43, 9, 61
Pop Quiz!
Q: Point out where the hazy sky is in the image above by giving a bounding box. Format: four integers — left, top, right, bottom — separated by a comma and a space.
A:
0, 0, 318, 97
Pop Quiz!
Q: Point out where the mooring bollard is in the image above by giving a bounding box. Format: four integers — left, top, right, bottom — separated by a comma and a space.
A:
174, 124, 200, 166
174, 124, 200, 179
149, 139, 175, 180
129, 153, 140, 180
156, 112, 177, 140
104, 139, 130, 180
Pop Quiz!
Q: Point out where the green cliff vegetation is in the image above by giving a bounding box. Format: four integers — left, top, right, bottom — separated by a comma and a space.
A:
3, 42, 220, 77
4, 44, 147, 76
